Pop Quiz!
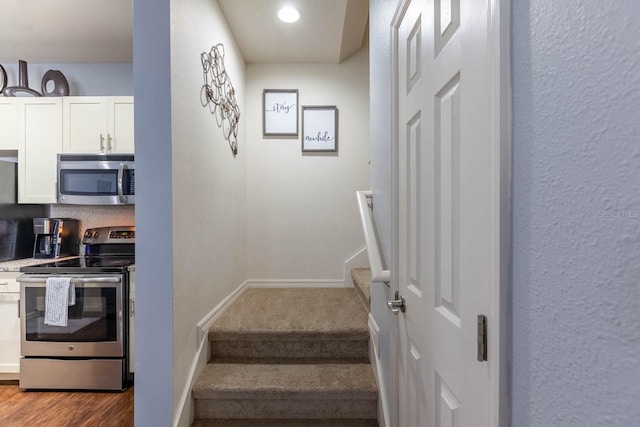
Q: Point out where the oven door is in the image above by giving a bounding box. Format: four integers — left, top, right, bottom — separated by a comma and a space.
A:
18, 274, 125, 358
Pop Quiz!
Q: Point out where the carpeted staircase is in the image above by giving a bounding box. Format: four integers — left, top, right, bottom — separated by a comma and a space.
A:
191, 287, 378, 426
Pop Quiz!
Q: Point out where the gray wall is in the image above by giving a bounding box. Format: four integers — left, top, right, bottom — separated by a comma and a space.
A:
1, 63, 132, 96
511, 0, 640, 425
133, 0, 174, 425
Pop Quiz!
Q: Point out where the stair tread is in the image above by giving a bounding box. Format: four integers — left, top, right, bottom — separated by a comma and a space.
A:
192, 420, 379, 427
193, 363, 377, 400
210, 288, 368, 341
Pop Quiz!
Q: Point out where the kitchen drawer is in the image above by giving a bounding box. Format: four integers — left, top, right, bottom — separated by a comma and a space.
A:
0, 272, 20, 293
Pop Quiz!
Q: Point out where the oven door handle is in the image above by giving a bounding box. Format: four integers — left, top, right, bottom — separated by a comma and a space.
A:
17, 277, 121, 284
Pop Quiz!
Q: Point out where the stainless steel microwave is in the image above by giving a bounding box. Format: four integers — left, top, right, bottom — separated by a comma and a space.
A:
57, 154, 135, 205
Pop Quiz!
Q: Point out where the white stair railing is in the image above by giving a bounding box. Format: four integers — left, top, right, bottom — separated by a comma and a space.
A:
356, 190, 390, 284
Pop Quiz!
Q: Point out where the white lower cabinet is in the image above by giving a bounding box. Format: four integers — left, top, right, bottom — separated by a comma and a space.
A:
0, 272, 21, 379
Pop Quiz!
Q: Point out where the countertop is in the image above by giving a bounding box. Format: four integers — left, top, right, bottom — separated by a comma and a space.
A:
0, 257, 80, 272
0, 257, 135, 273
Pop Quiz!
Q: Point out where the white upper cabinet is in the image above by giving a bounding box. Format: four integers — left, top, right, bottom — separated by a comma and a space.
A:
17, 98, 62, 204
63, 96, 134, 154
0, 98, 18, 150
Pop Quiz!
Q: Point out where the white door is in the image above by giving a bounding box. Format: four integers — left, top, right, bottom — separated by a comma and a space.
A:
392, 0, 505, 425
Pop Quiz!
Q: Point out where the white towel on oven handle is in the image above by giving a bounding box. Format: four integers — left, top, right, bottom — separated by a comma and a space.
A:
44, 277, 74, 327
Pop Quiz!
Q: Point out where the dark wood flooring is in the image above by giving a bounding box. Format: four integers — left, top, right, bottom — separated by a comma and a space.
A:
0, 384, 133, 427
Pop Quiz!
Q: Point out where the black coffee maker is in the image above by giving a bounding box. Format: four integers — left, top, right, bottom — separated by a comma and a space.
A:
32, 218, 80, 259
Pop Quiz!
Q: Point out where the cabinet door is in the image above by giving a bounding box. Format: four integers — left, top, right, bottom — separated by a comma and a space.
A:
0, 271, 21, 377
108, 97, 134, 153
0, 98, 18, 150
63, 97, 109, 153
18, 98, 62, 204
0, 294, 20, 377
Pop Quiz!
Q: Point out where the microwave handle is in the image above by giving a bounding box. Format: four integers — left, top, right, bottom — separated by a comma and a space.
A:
117, 163, 128, 204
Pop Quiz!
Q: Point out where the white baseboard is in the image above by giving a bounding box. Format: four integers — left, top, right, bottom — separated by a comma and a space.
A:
246, 279, 345, 288
343, 247, 369, 287
195, 282, 249, 348
174, 280, 249, 427
369, 314, 390, 427
174, 336, 209, 427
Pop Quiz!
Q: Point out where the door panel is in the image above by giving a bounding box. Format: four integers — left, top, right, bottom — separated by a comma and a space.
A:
435, 75, 460, 325
393, 0, 495, 425
436, 373, 461, 427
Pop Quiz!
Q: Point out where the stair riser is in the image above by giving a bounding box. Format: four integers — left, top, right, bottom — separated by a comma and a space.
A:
192, 420, 379, 427
195, 399, 377, 420
210, 340, 369, 361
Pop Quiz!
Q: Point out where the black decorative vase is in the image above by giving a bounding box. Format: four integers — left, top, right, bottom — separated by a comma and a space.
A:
0, 64, 7, 93
41, 69, 70, 96
3, 60, 42, 97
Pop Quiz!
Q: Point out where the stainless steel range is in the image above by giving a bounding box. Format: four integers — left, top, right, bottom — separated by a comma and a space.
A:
18, 226, 135, 391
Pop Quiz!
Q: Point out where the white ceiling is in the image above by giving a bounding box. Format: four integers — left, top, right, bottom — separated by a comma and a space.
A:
217, 0, 369, 63
0, 0, 133, 63
0, 0, 367, 65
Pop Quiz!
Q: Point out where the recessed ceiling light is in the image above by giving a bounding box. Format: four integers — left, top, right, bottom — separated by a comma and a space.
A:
278, 6, 300, 23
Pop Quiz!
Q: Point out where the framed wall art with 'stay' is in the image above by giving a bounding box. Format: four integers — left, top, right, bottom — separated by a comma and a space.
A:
263, 89, 298, 137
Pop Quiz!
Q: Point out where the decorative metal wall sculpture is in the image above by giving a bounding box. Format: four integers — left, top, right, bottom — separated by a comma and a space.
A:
200, 44, 240, 156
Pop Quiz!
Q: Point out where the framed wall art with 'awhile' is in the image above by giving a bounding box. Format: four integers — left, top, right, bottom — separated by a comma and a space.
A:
301, 106, 338, 153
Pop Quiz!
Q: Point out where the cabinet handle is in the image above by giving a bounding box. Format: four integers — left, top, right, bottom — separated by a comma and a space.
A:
100, 133, 105, 152
17, 299, 20, 318
0, 282, 8, 286
107, 133, 113, 153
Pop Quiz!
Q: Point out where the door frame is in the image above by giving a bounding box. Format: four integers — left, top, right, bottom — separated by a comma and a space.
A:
388, 0, 512, 425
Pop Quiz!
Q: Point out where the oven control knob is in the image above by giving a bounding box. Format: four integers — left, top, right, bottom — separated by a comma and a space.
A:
68, 345, 74, 351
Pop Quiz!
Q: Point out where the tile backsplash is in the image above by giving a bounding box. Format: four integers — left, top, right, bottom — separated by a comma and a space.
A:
46, 205, 135, 251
